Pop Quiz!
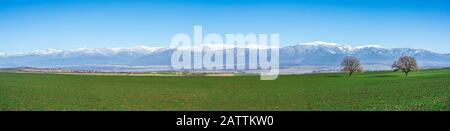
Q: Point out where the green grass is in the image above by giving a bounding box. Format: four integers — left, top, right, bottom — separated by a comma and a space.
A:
0, 69, 449, 111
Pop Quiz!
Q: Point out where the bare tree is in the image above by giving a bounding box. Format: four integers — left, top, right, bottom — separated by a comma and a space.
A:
392, 56, 418, 77
341, 56, 363, 77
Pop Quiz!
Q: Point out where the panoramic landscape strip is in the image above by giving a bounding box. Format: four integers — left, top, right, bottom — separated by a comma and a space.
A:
1, 0, 449, 114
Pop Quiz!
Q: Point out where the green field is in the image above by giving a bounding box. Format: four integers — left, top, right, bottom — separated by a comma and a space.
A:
1, 69, 449, 111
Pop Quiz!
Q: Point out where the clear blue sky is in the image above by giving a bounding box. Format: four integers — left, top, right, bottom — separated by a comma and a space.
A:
1, 0, 450, 53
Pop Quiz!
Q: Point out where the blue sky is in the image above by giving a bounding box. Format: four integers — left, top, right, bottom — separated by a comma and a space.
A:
1, 0, 450, 53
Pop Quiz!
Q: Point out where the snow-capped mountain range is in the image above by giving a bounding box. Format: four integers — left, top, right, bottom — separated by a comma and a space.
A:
280, 41, 450, 66
1, 41, 449, 71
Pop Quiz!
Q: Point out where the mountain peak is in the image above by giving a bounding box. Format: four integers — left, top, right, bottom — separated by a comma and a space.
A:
32, 48, 63, 55
297, 41, 354, 52
354, 45, 384, 49
299, 41, 342, 46
298, 41, 386, 51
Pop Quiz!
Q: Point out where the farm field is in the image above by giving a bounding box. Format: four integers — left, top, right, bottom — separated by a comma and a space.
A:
0, 69, 449, 111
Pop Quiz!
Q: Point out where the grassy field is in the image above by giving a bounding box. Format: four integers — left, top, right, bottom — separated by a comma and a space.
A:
0, 69, 449, 111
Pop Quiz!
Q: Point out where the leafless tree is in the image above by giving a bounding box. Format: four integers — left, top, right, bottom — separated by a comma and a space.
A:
392, 56, 418, 77
341, 56, 363, 77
